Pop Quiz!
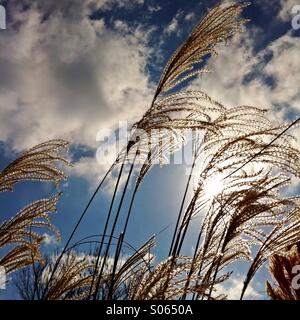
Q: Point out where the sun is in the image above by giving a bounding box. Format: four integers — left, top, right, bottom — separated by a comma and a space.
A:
204, 174, 225, 199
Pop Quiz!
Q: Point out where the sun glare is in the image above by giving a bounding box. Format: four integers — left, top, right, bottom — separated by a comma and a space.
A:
204, 175, 225, 199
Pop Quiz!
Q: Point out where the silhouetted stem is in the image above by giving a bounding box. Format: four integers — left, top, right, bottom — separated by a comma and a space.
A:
181, 218, 205, 300
107, 232, 124, 300
169, 160, 196, 256
88, 158, 127, 299
207, 221, 228, 299
93, 150, 138, 300
43, 162, 115, 299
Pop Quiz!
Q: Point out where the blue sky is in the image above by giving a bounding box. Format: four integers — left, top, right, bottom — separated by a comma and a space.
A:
1, 0, 300, 299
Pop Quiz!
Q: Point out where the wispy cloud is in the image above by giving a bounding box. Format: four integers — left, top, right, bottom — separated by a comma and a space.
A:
113, 19, 130, 33
184, 12, 195, 21
147, 4, 162, 13
164, 17, 179, 35
164, 11, 183, 36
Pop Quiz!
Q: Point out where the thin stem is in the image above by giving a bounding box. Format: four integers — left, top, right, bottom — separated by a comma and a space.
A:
113, 176, 158, 280
123, 177, 140, 240
168, 160, 196, 256
206, 221, 228, 300
88, 157, 127, 299
191, 223, 207, 300
181, 217, 205, 300
193, 202, 227, 300
42, 164, 114, 299
93, 151, 138, 300
173, 190, 199, 257
107, 232, 124, 300
160, 190, 199, 300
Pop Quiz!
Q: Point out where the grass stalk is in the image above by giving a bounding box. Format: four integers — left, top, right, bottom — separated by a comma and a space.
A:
42, 163, 115, 299
93, 150, 138, 300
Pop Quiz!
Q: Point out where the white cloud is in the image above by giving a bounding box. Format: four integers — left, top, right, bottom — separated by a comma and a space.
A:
72, 156, 111, 191
255, 0, 298, 23
217, 274, 263, 300
278, 0, 297, 21
113, 19, 130, 33
164, 17, 179, 35
263, 32, 300, 107
164, 11, 183, 36
85, 0, 145, 11
147, 4, 162, 13
72, 153, 141, 196
185, 12, 195, 21
189, 27, 300, 120
189, 35, 266, 112
0, 0, 158, 191
0, 0, 154, 152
